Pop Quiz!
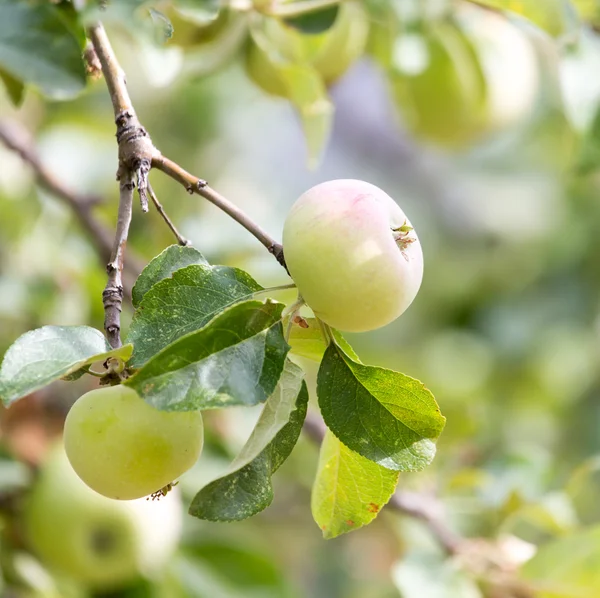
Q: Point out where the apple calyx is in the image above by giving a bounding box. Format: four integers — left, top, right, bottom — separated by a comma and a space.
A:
392, 221, 416, 260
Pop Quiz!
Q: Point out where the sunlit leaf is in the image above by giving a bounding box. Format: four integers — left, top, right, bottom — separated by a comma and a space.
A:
317, 343, 445, 471
0, 326, 132, 405
312, 430, 399, 538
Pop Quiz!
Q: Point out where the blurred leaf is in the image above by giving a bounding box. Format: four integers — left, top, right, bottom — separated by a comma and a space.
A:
392, 552, 483, 598
149, 8, 174, 43
284, 5, 339, 34
127, 263, 261, 367
317, 343, 445, 471
288, 317, 358, 362
0, 67, 24, 106
473, 0, 579, 38
131, 244, 208, 308
184, 542, 290, 595
173, 0, 222, 25
189, 359, 308, 521
0, 0, 87, 99
521, 525, 600, 597
247, 20, 334, 167
0, 326, 132, 405
311, 430, 399, 539
125, 300, 289, 411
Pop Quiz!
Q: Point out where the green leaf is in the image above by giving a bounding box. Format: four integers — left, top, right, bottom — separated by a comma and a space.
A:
189, 359, 308, 521
285, 5, 339, 34
0, 326, 133, 405
521, 525, 600, 597
288, 317, 358, 362
0, 67, 24, 106
127, 263, 262, 367
125, 300, 289, 411
0, 0, 87, 99
131, 244, 208, 308
317, 343, 445, 471
311, 430, 399, 539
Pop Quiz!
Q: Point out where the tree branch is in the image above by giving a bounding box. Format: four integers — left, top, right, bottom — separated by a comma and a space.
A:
103, 169, 134, 349
88, 21, 287, 273
152, 155, 287, 269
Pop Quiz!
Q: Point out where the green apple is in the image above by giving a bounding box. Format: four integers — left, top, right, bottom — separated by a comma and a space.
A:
64, 385, 203, 500
22, 445, 182, 590
390, 5, 539, 147
282, 179, 423, 332
246, 1, 369, 97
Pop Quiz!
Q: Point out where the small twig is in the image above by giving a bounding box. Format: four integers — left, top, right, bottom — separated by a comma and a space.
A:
148, 183, 190, 246
103, 169, 134, 349
152, 154, 288, 271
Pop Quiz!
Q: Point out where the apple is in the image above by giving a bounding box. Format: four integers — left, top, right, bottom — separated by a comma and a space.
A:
64, 385, 203, 500
390, 4, 539, 147
246, 1, 369, 98
22, 445, 182, 590
282, 179, 424, 332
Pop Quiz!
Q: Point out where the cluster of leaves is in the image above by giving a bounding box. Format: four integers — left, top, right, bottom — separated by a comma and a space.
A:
0, 245, 445, 538
2, 0, 595, 167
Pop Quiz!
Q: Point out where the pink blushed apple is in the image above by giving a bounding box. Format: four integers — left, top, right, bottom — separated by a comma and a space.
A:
282, 180, 424, 332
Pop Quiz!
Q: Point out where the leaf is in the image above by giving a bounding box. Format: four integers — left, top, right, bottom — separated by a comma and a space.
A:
247, 22, 334, 168
127, 263, 262, 367
317, 343, 445, 471
173, 0, 222, 26
0, 326, 133, 405
285, 5, 339, 34
189, 359, 308, 521
520, 525, 600, 597
131, 244, 208, 308
392, 552, 483, 598
0, 67, 24, 106
125, 300, 289, 411
0, 0, 87, 99
311, 430, 399, 539
288, 317, 358, 362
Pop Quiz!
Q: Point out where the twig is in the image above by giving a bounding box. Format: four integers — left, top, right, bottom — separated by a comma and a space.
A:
302, 411, 461, 555
103, 169, 134, 349
152, 154, 287, 270
88, 21, 288, 272
0, 120, 142, 282
148, 182, 190, 246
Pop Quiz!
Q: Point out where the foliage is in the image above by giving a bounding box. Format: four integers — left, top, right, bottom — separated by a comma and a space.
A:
1, 0, 600, 596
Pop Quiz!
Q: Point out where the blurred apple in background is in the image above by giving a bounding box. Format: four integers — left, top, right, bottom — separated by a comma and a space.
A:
22, 445, 183, 591
389, 3, 540, 147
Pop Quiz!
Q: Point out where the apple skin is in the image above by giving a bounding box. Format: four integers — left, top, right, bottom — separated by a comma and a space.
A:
64, 385, 203, 500
282, 180, 424, 332
22, 445, 182, 590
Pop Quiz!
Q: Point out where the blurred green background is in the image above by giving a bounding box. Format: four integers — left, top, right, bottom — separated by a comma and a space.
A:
2, 0, 600, 596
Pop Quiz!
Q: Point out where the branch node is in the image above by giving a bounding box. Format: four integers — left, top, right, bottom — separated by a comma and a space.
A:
196, 179, 207, 189
135, 158, 151, 212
